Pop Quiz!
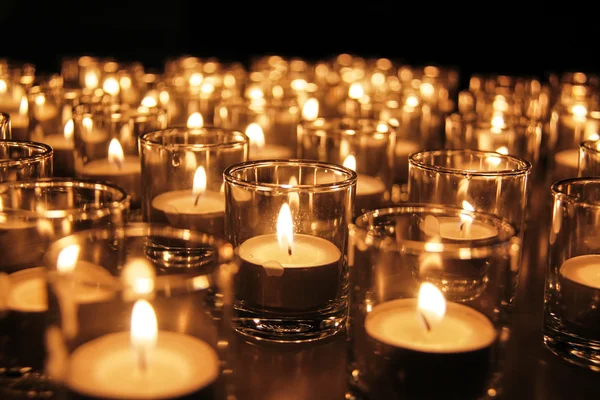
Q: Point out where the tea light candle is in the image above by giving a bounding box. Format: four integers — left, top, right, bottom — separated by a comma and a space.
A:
343, 155, 386, 213
80, 138, 141, 204
560, 254, 600, 289
42, 120, 75, 177
235, 203, 342, 310
67, 300, 219, 400
557, 255, 600, 328
8, 97, 29, 141
150, 166, 225, 236
419, 212, 498, 241
245, 123, 292, 160
363, 283, 496, 399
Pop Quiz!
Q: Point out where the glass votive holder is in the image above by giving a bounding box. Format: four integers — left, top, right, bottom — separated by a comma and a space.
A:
297, 117, 395, 215
408, 150, 531, 306
578, 140, 600, 177
224, 159, 356, 342
0, 178, 129, 397
215, 96, 300, 159
543, 178, 600, 370
0, 79, 29, 140
72, 104, 168, 208
1, 112, 9, 139
140, 127, 248, 238
43, 223, 239, 400
0, 140, 53, 182
348, 205, 520, 400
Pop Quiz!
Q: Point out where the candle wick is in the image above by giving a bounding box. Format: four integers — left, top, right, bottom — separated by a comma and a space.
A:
137, 348, 147, 375
419, 311, 432, 332
287, 245, 292, 256
194, 192, 202, 206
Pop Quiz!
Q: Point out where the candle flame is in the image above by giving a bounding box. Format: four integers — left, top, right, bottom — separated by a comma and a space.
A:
406, 95, 419, 108
84, 71, 99, 90
291, 79, 307, 92
302, 98, 319, 121
193, 166, 207, 200
189, 72, 203, 87
63, 119, 74, 141
57, 244, 80, 274
417, 282, 446, 331
108, 138, 125, 169
571, 104, 588, 120
0, 79, 6, 93
187, 112, 203, 129
459, 200, 474, 234
35, 94, 46, 106
19, 96, 28, 115
122, 258, 155, 296
348, 82, 364, 100
245, 123, 265, 149
131, 299, 158, 350
103, 77, 120, 96
288, 176, 299, 212
141, 95, 157, 108
343, 154, 357, 172
277, 203, 294, 256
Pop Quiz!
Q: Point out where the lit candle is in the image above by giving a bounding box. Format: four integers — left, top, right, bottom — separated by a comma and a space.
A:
67, 299, 219, 399
343, 154, 386, 214
364, 283, 496, 399
235, 203, 342, 310
151, 166, 225, 236
80, 139, 141, 205
246, 123, 292, 160
9, 96, 29, 140
556, 255, 600, 328
41, 119, 75, 177
301, 98, 319, 121
32, 94, 59, 122
419, 202, 499, 241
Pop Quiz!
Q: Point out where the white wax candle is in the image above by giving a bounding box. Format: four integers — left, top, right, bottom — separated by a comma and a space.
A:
81, 156, 141, 177
152, 189, 225, 216
68, 331, 219, 399
560, 254, 600, 289
43, 134, 74, 150
356, 174, 386, 197
238, 233, 340, 276
7, 263, 116, 312
420, 216, 498, 241
365, 298, 496, 353
249, 144, 292, 160
554, 148, 579, 170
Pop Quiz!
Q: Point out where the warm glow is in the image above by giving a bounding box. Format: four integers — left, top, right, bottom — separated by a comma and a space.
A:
192, 166, 207, 197
588, 132, 600, 141
272, 85, 284, 98
120, 76, 132, 90
108, 138, 125, 168
19, 96, 28, 115
200, 82, 215, 95
291, 79, 307, 91
57, 244, 80, 274
348, 82, 364, 100
103, 77, 120, 96
417, 282, 446, 329
406, 95, 419, 108
0, 79, 6, 93
189, 72, 203, 87
245, 123, 265, 148
248, 87, 264, 100
187, 112, 204, 128
122, 258, 155, 296
496, 146, 509, 155
302, 98, 319, 121
141, 95, 157, 108
287, 176, 299, 211
276, 203, 294, 255
82, 117, 93, 131
460, 200, 475, 230
571, 104, 588, 120
492, 95, 509, 112
159, 90, 170, 105
84, 71, 99, 89
130, 300, 158, 350
35, 94, 46, 106
63, 119, 74, 141
371, 72, 386, 87
420, 82, 435, 98
491, 114, 505, 132
343, 154, 357, 172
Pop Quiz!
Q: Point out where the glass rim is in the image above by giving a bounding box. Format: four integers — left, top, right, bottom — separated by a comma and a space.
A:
0, 140, 53, 167
299, 116, 394, 136
581, 140, 600, 155
139, 126, 249, 150
223, 159, 358, 192
0, 178, 131, 219
352, 203, 518, 257
44, 222, 236, 276
552, 177, 600, 209
409, 149, 532, 177
73, 103, 167, 121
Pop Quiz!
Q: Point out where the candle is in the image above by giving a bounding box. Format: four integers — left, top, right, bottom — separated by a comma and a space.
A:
8, 96, 30, 140
557, 255, 600, 330
343, 155, 386, 214
42, 119, 75, 177
151, 166, 225, 236
419, 205, 499, 241
554, 148, 580, 180
67, 300, 219, 400
80, 139, 141, 206
363, 283, 496, 399
245, 123, 292, 160
235, 203, 342, 310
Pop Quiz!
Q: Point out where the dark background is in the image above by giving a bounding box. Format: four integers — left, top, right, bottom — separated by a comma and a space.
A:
2, 2, 597, 88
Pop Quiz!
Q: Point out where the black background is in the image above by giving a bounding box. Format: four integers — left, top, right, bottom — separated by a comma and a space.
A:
2, 3, 597, 89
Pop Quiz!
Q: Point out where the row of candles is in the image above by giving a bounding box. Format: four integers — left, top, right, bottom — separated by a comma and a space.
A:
1, 55, 600, 399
